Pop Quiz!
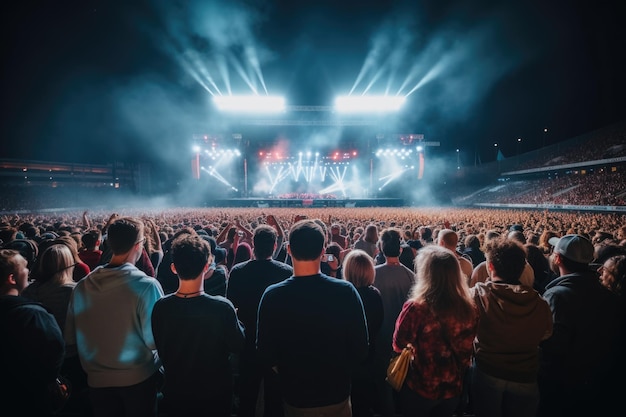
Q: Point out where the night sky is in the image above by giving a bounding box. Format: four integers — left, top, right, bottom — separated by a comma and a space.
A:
2, 0, 625, 173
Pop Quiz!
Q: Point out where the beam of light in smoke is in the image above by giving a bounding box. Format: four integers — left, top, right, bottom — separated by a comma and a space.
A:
201, 166, 234, 189
264, 163, 275, 185
275, 166, 292, 187
178, 55, 216, 94
320, 165, 349, 196
328, 166, 348, 196
296, 154, 303, 180
266, 164, 289, 194
318, 183, 342, 194
243, 49, 258, 93
349, 51, 380, 96
378, 167, 411, 190
393, 32, 447, 96
215, 54, 232, 96
349, 27, 391, 95
226, 51, 258, 94
244, 45, 269, 95
312, 154, 319, 181
319, 166, 326, 181
350, 14, 416, 96
362, 67, 386, 96
403, 60, 446, 97
181, 49, 223, 95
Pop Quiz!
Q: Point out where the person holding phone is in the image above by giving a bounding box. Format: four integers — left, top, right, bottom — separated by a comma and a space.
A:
322, 243, 343, 279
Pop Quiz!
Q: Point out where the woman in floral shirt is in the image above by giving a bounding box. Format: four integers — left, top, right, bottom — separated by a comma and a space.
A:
392, 245, 479, 416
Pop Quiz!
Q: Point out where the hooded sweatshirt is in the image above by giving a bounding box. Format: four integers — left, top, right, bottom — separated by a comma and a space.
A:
65, 263, 164, 388
471, 281, 553, 382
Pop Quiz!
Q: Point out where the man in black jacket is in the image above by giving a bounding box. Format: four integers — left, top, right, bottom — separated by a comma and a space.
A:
539, 234, 622, 417
0, 249, 65, 417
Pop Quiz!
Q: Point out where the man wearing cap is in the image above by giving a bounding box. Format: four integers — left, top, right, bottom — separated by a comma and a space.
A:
538, 234, 622, 417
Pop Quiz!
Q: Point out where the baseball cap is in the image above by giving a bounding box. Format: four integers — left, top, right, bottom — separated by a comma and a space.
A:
509, 224, 524, 232
548, 234, 594, 264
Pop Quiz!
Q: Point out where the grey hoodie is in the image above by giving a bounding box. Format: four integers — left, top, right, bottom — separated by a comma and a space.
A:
65, 263, 164, 388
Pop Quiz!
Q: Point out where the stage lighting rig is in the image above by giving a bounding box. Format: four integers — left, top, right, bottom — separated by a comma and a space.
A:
212, 95, 286, 113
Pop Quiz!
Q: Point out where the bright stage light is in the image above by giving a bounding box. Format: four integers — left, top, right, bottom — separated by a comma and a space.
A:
212, 95, 286, 113
334, 95, 406, 113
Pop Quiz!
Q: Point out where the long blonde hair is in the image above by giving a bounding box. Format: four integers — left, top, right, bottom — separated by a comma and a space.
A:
343, 249, 375, 287
36, 244, 75, 285
410, 245, 475, 318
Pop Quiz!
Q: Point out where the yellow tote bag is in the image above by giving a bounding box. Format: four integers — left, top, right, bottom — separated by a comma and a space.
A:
386, 344, 413, 391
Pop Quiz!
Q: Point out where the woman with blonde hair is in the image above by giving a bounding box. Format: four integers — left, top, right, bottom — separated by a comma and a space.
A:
23, 244, 76, 330
392, 245, 478, 417
23, 244, 90, 414
343, 249, 383, 417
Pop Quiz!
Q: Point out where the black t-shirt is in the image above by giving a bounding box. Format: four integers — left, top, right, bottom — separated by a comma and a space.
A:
226, 258, 293, 351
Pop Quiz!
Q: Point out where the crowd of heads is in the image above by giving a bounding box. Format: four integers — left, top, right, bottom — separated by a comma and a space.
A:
1, 206, 625, 298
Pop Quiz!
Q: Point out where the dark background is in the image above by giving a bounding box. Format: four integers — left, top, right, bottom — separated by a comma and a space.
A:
2, 0, 625, 178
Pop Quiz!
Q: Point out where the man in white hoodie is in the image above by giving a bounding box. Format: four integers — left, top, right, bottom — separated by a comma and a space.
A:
65, 217, 164, 417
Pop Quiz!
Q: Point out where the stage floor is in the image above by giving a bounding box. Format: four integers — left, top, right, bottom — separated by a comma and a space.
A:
203, 198, 405, 208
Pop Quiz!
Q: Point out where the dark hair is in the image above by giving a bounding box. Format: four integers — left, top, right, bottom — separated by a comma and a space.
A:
81, 229, 102, 250
380, 228, 402, 257
399, 244, 416, 270
288, 220, 325, 261
507, 230, 527, 245
524, 243, 550, 294
420, 227, 433, 241
594, 243, 626, 264
363, 224, 379, 244
0, 227, 18, 244
253, 225, 277, 259
106, 217, 144, 255
325, 242, 342, 260
485, 239, 527, 284
171, 235, 212, 280
203, 235, 217, 254
234, 242, 253, 265
464, 234, 481, 250
2, 239, 38, 269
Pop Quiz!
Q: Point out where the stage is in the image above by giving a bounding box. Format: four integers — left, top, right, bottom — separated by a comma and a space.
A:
203, 197, 405, 208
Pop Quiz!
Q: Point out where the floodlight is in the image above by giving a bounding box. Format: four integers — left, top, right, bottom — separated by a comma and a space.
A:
334, 95, 406, 113
213, 95, 286, 113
